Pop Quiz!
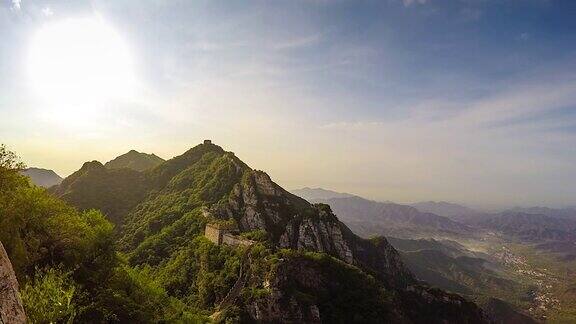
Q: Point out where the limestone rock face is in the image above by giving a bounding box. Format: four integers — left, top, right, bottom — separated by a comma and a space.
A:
0, 242, 26, 324
245, 257, 333, 323
219, 170, 415, 288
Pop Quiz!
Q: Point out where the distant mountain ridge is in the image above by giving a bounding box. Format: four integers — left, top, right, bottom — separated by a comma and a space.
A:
20, 167, 63, 188
505, 206, 576, 220
50, 161, 150, 226
104, 149, 164, 172
290, 187, 355, 200
480, 211, 576, 243
311, 196, 473, 238
410, 201, 487, 223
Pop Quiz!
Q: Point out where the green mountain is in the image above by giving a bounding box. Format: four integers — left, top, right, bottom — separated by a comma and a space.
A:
1, 145, 205, 323
104, 150, 164, 172
52, 141, 488, 323
50, 161, 150, 226
20, 167, 63, 188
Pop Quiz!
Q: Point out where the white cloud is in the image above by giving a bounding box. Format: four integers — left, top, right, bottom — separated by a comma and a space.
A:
11, 0, 21, 11
272, 33, 322, 50
402, 0, 428, 7
519, 32, 530, 41
313, 66, 576, 206
42, 7, 53, 17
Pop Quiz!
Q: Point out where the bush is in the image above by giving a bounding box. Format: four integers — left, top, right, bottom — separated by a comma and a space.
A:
21, 267, 78, 324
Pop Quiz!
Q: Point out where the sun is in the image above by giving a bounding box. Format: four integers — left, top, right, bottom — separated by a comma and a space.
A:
27, 16, 136, 110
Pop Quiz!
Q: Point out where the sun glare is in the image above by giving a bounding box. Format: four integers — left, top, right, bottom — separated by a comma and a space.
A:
28, 17, 136, 111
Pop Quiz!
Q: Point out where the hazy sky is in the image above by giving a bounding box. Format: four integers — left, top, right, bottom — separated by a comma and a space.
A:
2, 0, 576, 207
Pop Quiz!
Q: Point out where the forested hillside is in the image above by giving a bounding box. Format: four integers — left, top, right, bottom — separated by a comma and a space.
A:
42, 141, 489, 323
104, 150, 165, 172
0, 145, 200, 322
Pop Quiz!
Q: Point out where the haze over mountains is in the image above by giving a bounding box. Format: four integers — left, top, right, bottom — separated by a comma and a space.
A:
290, 187, 355, 200
409, 201, 488, 223
292, 187, 576, 321
19, 167, 63, 188
309, 196, 472, 239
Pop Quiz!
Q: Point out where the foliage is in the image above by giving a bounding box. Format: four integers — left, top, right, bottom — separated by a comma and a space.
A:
120, 148, 248, 252
104, 150, 164, 172
75, 264, 206, 323
50, 161, 151, 226
0, 164, 115, 281
289, 250, 396, 321
0, 145, 205, 322
239, 229, 268, 242
152, 236, 242, 309
21, 267, 78, 324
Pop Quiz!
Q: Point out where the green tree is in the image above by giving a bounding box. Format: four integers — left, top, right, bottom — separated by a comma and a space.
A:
21, 267, 78, 324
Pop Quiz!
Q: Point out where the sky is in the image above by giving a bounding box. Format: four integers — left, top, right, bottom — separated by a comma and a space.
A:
1, 0, 576, 208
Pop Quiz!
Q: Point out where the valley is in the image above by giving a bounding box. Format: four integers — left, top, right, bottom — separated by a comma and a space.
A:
294, 188, 576, 323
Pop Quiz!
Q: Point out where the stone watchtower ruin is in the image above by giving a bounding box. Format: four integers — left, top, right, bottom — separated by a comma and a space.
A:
204, 223, 253, 247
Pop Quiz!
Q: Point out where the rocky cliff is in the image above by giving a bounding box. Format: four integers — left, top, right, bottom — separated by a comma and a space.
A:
0, 242, 26, 324
217, 170, 415, 288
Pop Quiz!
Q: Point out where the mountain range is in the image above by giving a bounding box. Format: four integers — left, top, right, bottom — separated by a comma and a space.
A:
303, 196, 473, 239
410, 201, 488, 223
292, 187, 576, 322
505, 206, 576, 220
49, 142, 488, 323
480, 211, 576, 244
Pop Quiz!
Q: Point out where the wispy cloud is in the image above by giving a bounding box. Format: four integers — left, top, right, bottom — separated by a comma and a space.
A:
402, 0, 428, 7
11, 0, 21, 11
458, 8, 482, 23
41, 7, 53, 17
272, 33, 322, 50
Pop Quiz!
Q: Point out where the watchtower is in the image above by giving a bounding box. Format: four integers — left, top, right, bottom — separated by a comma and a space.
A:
204, 139, 212, 145
204, 223, 254, 247
205, 222, 235, 245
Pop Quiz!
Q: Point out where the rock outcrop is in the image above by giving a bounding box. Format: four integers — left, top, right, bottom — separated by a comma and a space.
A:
0, 242, 26, 324
219, 170, 415, 287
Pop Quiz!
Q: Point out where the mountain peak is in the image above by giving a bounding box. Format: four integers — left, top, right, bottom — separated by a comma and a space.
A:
20, 167, 63, 188
105, 150, 165, 172
81, 160, 105, 170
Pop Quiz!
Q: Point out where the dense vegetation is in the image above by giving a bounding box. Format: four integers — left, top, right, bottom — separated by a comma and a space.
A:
104, 150, 165, 172
0, 145, 205, 322
49, 161, 151, 226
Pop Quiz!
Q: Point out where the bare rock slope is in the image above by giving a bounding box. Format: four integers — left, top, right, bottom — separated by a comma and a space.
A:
0, 242, 26, 324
